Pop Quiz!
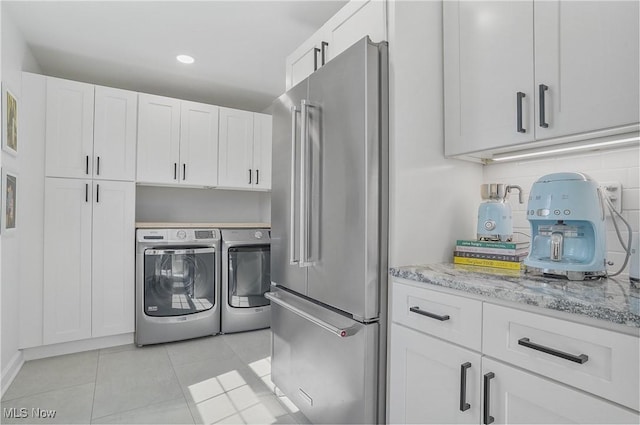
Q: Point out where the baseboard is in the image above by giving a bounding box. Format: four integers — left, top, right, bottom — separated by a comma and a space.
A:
22, 333, 134, 361
1, 351, 25, 398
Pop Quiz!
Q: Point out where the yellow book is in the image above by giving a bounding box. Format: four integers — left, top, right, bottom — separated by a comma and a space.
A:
453, 256, 523, 270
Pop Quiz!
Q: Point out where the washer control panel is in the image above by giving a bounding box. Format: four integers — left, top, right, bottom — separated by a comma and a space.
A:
137, 228, 220, 243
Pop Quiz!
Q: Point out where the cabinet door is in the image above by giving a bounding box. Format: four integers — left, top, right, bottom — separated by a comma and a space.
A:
389, 324, 482, 424
218, 107, 254, 189
288, 44, 322, 90
252, 113, 272, 190
444, 1, 535, 156
91, 180, 135, 338
136, 93, 181, 184
179, 101, 219, 187
534, 1, 640, 139
482, 358, 639, 424
43, 178, 93, 344
327, 0, 387, 61
45, 78, 95, 179
93, 86, 137, 181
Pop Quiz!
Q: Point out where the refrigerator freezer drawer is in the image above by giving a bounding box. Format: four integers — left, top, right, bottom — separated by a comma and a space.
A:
269, 290, 379, 424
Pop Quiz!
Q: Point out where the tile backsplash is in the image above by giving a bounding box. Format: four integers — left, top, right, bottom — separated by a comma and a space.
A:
483, 145, 640, 277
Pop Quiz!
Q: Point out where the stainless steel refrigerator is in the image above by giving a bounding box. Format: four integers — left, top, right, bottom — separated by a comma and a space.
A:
265, 36, 388, 424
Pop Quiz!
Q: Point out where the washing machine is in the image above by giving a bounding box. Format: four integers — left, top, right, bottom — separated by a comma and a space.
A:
135, 228, 221, 346
220, 228, 271, 333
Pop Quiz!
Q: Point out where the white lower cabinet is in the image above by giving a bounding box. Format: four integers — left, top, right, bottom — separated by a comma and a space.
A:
91, 181, 135, 338
389, 279, 640, 424
482, 357, 638, 424
389, 323, 481, 424
43, 178, 93, 344
44, 178, 135, 345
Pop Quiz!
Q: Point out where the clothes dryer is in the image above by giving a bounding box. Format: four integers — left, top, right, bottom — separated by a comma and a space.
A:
221, 229, 271, 333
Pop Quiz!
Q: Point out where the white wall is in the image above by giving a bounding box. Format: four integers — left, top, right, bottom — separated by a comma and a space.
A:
387, 0, 483, 267
483, 145, 640, 276
1, 6, 42, 392
135, 186, 271, 223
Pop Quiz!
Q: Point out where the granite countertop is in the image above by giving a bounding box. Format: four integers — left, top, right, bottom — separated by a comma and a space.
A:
136, 222, 270, 229
390, 263, 640, 330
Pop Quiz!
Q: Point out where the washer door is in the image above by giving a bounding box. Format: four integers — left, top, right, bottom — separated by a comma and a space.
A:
228, 245, 271, 308
144, 247, 216, 317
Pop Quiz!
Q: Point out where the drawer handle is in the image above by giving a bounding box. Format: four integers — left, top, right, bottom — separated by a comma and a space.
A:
460, 362, 471, 412
518, 337, 589, 364
483, 372, 495, 424
409, 306, 450, 321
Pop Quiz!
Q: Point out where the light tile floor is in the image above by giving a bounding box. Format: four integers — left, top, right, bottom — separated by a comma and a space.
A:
1, 329, 309, 425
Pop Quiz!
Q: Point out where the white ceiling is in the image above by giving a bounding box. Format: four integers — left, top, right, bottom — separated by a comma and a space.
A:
4, 0, 347, 112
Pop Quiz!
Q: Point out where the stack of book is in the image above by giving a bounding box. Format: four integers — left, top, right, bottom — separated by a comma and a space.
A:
453, 239, 529, 270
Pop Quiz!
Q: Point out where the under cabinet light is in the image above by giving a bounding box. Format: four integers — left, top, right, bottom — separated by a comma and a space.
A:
491, 136, 640, 162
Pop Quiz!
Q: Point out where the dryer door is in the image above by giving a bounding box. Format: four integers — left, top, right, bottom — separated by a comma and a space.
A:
143, 247, 216, 317
227, 245, 271, 308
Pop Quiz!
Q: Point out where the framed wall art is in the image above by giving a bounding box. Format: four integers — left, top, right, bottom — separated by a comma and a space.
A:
2, 83, 18, 156
2, 168, 17, 232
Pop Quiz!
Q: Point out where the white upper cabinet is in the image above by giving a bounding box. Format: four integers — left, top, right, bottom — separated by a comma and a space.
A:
45, 78, 137, 181
218, 109, 272, 190
93, 86, 137, 181
136, 93, 181, 184
534, 0, 640, 138
45, 78, 95, 179
444, 1, 535, 156
286, 0, 387, 90
444, 0, 640, 158
325, 0, 387, 62
218, 107, 255, 189
137, 95, 220, 187
289, 35, 328, 90
252, 113, 272, 190
179, 101, 220, 187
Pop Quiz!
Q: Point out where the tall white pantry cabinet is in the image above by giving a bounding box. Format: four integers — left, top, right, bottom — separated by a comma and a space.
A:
42, 76, 136, 345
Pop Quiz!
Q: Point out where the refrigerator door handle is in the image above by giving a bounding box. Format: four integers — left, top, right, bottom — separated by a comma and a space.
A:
290, 105, 300, 265
299, 99, 312, 267
265, 292, 358, 338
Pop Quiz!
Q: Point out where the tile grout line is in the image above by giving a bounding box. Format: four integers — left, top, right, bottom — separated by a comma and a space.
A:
166, 342, 200, 425
89, 350, 101, 424
90, 344, 193, 424
1, 351, 102, 404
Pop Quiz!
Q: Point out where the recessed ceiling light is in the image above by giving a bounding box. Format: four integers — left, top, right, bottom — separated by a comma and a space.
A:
176, 54, 195, 64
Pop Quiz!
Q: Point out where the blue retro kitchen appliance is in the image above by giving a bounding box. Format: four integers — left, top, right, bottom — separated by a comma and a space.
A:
524, 172, 607, 280
477, 183, 523, 241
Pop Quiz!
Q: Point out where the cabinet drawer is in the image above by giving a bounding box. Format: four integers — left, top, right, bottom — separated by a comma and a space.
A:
392, 280, 482, 351
483, 303, 640, 411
